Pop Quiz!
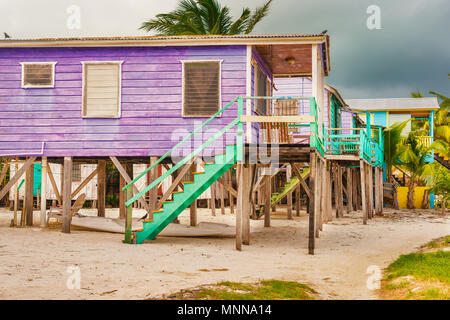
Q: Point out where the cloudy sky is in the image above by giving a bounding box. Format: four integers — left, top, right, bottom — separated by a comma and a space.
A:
1, 0, 449, 99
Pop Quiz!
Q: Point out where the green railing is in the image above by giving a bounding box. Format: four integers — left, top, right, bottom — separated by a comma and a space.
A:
324, 127, 384, 167
123, 96, 325, 208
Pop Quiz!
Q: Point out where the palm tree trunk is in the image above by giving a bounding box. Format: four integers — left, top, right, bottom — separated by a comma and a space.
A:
442, 199, 446, 215
407, 179, 415, 209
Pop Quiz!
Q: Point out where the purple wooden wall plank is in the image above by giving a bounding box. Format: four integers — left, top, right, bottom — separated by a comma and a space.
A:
0, 45, 248, 157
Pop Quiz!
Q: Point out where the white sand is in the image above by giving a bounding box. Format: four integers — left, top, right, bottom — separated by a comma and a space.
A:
0, 206, 448, 300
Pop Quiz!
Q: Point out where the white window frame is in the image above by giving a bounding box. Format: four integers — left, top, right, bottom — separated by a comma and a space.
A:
20, 62, 57, 88
181, 60, 222, 118
81, 61, 123, 118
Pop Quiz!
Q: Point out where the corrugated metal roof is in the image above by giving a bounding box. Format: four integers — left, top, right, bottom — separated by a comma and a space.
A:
346, 97, 440, 111
0, 33, 325, 42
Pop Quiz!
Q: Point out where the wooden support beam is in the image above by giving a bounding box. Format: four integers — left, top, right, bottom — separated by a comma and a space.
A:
352, 168, 358, 211
346, 167, 353, 214
325, 162, 333, 222
110, 157, 151, 214
148, 156, 159, 214
190, 199, 197, 226
40, 157, 47, 228
320, 159, 327, 226
62, 157, 73, 233
13, 159, 19, 227
296, 185, 301, 216
211, 181, 216, 216
0, 157, 36, 202
308, 151, 316, 255
263, 167, 271, 227
236, 164, 244, 251
217, 176, 237, 198
155, 161, 194, 211
378, 167, 384, 215
25, 161, 34, 226
220, 182, 225, 215
360, 160, 368, 225
0, 161, 9, 186
228, 170, 234, 214
314, 157, 322, 237
97, 159, 106, 217
71, 168, 98, 199
119, 163, 133, 219
124, 186, 133, 243
163, 163, 184, 190
46, 164, 62, 205
242, 165, 252, 245
368, 165, 374, 219
292, 163, 311, 198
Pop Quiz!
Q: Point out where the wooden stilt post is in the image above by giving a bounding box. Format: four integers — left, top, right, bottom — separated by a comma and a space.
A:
308, 151, 316, 254
352, 168, 358, 211
296, 184, 301, 216
220, 182, 225, 215
13, 158, 19, 227
62, 157, 73, 233
236, 164, 243, 251
242, 165, 251, 245
25, 160, 34, 226
379, 167, 384, 215
97, 159, 106, 217
228, 170, 234, 214
40, 157, 47, 228
148, 156, 158, 214
119, 163, 133, 219
320, 159, 327, 226
314, 157, 322, 237
360, 160, 368, 224
368, 165, 374, 219
346, 167, 353, 214
124, 186, 133, 243
326, 162, 333, 222
210, 182, 216, 216
263, 167, 271, 227
190, 199, 197, 226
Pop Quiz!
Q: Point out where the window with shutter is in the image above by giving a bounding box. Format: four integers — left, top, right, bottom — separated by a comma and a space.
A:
82, 61, 122, 118
255, 65, 268, 115
72, 164, 81, 182
182, 61, 221, 117
21, 62, 56, 88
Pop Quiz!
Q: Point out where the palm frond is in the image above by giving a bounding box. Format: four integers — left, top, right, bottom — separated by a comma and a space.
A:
244, 0, 272, 34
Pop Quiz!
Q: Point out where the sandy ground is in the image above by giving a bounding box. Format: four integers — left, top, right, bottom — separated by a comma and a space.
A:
0, 206, 448, 300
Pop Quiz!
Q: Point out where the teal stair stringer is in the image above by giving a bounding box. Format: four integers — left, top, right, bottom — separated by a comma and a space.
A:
135, 145, 237, 244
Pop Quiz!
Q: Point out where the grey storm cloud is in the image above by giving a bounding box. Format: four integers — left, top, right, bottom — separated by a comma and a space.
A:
0, 0, 449, 99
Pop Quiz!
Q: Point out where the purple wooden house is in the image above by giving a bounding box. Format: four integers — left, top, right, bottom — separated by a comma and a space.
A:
0, 33, 372, 253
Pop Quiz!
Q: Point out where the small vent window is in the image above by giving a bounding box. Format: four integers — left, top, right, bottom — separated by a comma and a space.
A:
183, 61, 221, 117
21, 62, 56, 88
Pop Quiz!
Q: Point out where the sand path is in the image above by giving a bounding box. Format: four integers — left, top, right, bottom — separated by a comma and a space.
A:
0, 207, 448, 299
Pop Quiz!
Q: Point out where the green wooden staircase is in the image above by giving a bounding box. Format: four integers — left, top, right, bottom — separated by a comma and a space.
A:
135, 145, 237, 244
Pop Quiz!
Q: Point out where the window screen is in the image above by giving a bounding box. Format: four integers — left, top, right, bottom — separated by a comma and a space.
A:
83, 62, 121, 118
22, 63, 55, 88
183, 61, 220, 117
72, 164, 81, 182
255, 65, 268, 115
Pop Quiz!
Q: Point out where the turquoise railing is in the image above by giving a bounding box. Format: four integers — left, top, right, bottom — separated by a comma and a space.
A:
324, 126, 384, 167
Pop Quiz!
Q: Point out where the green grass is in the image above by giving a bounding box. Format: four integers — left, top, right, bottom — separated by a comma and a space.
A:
381, 236, 450, 300
170, 280, 317, 300
385, 251, 450, 283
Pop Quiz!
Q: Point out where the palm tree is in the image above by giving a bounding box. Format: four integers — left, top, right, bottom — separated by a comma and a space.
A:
140, 0, 272, 35
399, 131, 447, 209
410, 90, 424, 98
383, 119, 410, 183
429, 90, 450, 149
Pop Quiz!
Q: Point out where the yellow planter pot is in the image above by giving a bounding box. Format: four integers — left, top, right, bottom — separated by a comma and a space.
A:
397, 186, 430, 209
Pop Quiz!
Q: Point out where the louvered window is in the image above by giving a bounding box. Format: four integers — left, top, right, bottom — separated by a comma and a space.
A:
82, 61, 122, 118
183, 61, 221, 117
21, 62, 56, 88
